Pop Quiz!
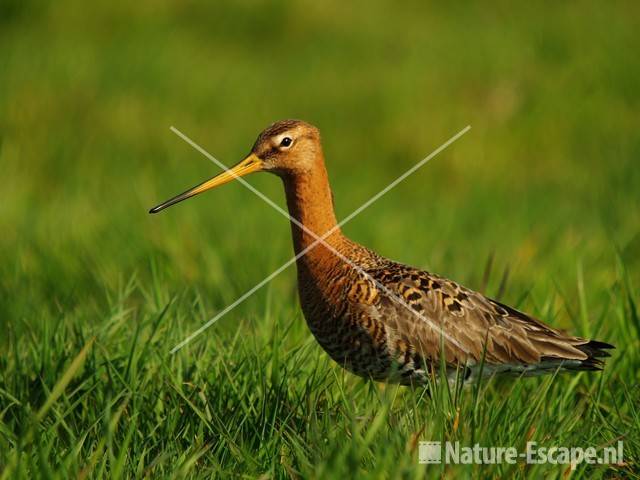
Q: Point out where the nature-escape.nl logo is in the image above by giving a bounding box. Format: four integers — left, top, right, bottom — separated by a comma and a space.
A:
419, 440, 623, 470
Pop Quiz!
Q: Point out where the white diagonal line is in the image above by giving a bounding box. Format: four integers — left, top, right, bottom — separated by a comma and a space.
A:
169, 125, 471, 354
170, 254, 299, 353
331, 127, 470, 226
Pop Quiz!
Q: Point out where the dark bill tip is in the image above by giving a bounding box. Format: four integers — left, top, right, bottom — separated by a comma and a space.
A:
148, 190, 193, 214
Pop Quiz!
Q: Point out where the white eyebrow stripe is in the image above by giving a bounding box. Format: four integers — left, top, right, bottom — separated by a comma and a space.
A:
274, 132, 294, 148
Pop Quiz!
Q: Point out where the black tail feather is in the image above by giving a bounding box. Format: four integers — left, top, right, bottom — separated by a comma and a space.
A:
538, 339, 614, 372
572, 339, 614, 371
578, 339, 615, 358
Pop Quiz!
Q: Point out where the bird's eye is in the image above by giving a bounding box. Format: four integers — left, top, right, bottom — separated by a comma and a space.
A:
280, 137, 293, 148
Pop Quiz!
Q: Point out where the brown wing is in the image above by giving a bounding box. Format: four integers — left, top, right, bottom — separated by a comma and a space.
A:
363, 262, 607, 369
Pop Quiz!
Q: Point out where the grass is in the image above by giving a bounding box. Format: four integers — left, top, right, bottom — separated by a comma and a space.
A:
1, 0, 639, 477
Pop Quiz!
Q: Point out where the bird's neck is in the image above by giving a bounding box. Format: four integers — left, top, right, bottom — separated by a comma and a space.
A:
282, 159, 344, 262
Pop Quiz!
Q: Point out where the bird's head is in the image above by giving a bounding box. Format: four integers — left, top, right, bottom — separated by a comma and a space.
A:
252, 119, 322, 176
149, 119, 321, 213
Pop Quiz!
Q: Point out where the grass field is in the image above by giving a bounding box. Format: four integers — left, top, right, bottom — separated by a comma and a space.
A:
1, 0, 639, 478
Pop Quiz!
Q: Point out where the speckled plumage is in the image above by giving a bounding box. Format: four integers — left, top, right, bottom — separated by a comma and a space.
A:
151, 119, 614, 385
272, 120, 613, 385
296, 237, 612, 385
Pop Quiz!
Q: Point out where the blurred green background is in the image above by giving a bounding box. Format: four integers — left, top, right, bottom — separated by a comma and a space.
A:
1, 0, 639, 477
1, 0, 638, 322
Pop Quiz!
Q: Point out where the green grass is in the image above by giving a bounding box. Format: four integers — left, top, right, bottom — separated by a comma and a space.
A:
1, 0, 639, 477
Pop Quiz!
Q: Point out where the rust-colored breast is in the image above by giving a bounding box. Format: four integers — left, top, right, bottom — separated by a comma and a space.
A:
295, 240, 603, 385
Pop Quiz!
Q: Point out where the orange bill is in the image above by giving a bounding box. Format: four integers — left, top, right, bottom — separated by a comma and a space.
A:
149, 153, 263, 213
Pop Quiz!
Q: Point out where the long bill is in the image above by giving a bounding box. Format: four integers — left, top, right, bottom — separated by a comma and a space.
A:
149, 153, 263, 214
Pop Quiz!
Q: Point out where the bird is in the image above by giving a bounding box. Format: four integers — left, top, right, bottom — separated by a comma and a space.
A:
150, 119, 613, 385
